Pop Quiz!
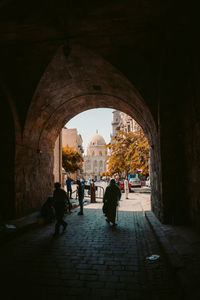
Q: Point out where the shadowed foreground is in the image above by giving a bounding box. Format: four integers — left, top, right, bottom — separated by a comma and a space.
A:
0, 197, 183, 300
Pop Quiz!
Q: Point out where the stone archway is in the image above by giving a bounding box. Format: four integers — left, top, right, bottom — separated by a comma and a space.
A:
17, 45, 161, 221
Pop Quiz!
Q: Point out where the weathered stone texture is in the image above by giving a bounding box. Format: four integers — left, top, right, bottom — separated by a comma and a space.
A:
14, 144, 54, 217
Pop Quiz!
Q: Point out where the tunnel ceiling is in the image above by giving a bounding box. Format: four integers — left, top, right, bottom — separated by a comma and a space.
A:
0, 0, 192, 127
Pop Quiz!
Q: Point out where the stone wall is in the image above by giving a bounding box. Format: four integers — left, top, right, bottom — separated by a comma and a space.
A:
183, 67, 200, 229
53, 134, 61, 183
157, 27, 198, 225
15, 142, 55, 217
0, 88, 15, 220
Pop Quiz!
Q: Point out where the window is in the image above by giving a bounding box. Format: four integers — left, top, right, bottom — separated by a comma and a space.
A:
99, 151, 102, 156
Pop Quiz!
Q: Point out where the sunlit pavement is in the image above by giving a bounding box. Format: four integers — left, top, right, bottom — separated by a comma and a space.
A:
0, 192, 183, 300
85, 191, 151, 212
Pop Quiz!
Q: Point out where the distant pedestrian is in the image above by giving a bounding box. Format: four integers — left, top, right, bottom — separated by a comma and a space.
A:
77, 179, 84, 215
90, 179, 96, 203
124, 177, 129, 199
103, 178, 121, 226
66, 176, 73, 199
53, 182, 68, 236
115, 177, 119, 186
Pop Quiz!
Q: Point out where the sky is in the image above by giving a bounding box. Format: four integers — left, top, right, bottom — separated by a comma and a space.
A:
65, 108, 114, 153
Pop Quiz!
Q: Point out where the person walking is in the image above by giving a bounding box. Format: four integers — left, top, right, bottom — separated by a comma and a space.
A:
103, 178, 121, 226
66, 176, 73, 199
90, 179, 96, 203
53, 182, 68, 236
77, 179, 84, 215
124, 177, 129, 199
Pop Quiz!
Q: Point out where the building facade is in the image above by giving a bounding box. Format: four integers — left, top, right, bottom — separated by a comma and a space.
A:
83, 133, 108, 181
118, 112, 139, 133
62, 128, 83, 153
111, 110, 121, 138
53, 128, 83, 183
111, 110, 139, 138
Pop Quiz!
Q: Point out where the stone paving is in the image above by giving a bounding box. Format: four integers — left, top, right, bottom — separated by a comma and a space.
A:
0, 193, 183, 300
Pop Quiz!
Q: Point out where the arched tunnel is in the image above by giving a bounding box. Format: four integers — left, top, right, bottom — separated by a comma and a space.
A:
1, 1, 199, 228
0, 1, 200, 299
20, 45, 160, 220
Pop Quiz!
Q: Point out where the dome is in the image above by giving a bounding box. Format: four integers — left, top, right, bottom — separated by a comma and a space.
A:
88, 134, 106, 147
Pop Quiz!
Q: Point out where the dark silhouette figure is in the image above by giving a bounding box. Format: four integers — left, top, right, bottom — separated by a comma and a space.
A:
77, 179, 84, 215
103, 178, 121, 226
90, 179, 96, 203
53, 182, 68, 235
40, 196, 55, 223
66, 176, 73, 199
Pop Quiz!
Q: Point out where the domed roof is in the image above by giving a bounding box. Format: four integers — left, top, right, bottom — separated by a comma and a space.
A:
88, 134, 106, 147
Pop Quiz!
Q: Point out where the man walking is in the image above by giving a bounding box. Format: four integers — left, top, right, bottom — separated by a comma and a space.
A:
66, 176, 73, 199
53, 182, 68, 236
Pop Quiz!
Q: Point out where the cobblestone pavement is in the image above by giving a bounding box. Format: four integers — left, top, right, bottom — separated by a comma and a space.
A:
0, 193, 183, 300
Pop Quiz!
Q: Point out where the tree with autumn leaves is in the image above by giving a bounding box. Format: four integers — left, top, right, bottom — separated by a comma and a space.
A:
62, 145, 83, 174
105, 127, 150, 176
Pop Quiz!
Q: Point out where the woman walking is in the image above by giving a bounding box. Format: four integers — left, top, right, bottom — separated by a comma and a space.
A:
103, 178, 121, 226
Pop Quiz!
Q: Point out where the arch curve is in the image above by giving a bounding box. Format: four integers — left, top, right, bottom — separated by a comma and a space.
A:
37, 93, 155, 150
18, 45, 161, 220
24, 45, 156, 149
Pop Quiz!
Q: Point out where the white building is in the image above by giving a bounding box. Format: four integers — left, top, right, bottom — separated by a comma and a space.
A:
83, 133, 108, 181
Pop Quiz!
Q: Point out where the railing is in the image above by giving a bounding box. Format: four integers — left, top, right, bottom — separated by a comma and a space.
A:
84, 185, 104, 199
71, 184, 105, 200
